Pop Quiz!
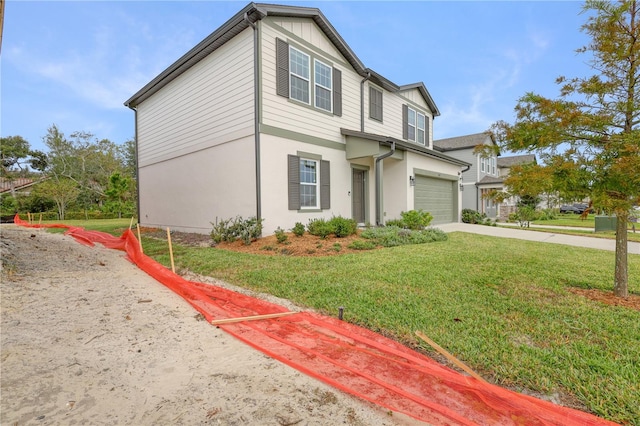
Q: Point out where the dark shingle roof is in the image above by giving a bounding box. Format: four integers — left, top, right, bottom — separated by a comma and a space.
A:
433, 132, 495, 152
497, 154, 536, 168
125, 2, 440, 115
476, 175, 504, 185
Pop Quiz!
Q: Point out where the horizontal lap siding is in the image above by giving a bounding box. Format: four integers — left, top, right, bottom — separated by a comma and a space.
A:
137, 29, 255, 167
261, 19, 360, 142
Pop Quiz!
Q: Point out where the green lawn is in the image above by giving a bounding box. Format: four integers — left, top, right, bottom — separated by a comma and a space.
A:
35, 220, 640, 424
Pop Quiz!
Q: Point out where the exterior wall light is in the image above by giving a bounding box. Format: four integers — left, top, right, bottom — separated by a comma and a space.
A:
409, 176, 415, 186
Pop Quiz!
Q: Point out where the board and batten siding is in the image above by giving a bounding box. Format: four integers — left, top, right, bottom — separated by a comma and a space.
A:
137, 28, 255, 168
260, 18, 360, 143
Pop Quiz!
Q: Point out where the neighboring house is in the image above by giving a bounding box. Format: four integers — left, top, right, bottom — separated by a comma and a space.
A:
125, 2, 470, 235
0, 177, 39, 197
433, 133, 536, 220
433, 133, 501, 218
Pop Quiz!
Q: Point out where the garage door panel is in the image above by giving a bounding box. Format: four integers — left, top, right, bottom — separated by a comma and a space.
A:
414, 176, 454, 224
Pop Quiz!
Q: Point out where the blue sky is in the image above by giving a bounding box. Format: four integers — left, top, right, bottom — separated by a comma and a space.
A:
2, 1, 593, 154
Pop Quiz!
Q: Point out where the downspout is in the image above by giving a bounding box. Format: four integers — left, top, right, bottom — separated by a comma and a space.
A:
375, 141, 395, 226
245, 12, 262, 230
360, 72, 371, 132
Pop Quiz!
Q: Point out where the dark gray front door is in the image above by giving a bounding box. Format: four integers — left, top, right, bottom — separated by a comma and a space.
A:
352, 169, 365, 224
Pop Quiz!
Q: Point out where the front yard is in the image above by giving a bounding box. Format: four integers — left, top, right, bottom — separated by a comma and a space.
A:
43, 219, 640, 424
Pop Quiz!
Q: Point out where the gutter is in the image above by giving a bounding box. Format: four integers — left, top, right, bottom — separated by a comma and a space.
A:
375, 141, 395, 226
360, 72, 371, 132
244, 12, 262, 232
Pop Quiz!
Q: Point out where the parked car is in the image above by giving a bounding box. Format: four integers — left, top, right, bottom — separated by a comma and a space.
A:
560, 205, 580, 214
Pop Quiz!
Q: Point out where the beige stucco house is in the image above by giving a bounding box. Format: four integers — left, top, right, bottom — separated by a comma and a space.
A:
125, 3, 469, 235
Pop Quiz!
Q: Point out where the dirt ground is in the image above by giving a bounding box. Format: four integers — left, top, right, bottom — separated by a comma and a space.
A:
0, 225, 424, 426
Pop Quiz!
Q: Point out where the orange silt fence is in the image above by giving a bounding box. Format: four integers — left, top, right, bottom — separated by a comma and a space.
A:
12, 215, 619, 426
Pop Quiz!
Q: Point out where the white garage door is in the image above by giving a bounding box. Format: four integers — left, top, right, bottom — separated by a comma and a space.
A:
414, 175, 455, 224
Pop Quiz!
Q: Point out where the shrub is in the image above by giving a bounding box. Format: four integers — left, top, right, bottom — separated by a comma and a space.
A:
307, 218, 333, 239
461, 209, 485, 224
514, 206, 536, 228
384, 219, 404, 228
292, 222, 305, 237
274, 227, 288, 244
361, 226, 447, 247
400, 209, 433, 229
329, 216, 357, 237
211, 215, 263, 245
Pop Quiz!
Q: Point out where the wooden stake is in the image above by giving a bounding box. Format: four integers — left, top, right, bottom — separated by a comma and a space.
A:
27, 212, 32, 223
415, 330, 486, 382
129, 217, 134, 230
39, 213, 42, 224
166, 227, 175, 273
210, 311, 297, 325
136, 224, 143, 253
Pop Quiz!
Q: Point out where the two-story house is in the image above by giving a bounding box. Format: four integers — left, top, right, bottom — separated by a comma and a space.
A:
433, 133, 501, 217
125, 3, 469, 235
434, 133, 537, 220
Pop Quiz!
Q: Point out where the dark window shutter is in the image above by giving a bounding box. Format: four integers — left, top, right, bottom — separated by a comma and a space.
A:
276, 38, 289, 98
288, 155, 300, 210
320, 160, 330, 209
370, 86, 383, 121
333, 68, 342, 116
402, 104, 408, 139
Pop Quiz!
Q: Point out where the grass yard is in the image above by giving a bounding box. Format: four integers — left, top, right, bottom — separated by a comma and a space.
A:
28, 219, 640, 424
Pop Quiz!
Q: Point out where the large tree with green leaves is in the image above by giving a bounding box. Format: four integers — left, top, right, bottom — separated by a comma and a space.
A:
492, 0, 640, 297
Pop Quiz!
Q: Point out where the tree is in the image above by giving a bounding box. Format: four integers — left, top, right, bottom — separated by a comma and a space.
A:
104, 172, 132, 218
492, 0, 640, 297
0, 135, 46, 177
32, 179, 78, 220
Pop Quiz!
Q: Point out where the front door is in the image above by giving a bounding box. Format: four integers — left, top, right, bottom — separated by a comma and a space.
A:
352, 169, 366, 224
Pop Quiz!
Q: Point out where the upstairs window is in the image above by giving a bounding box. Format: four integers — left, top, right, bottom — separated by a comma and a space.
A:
403, 105, 426, 145
276, 38, 342, 116
369, 86, 383, 121
314, 59, 332, 112
289, 47, 310, 104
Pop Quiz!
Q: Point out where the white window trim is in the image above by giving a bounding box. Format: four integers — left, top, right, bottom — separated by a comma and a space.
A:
300, 158, 319, 209
289, 46, 310, 105
314, 58, 333, 113
407, 106, 426, 145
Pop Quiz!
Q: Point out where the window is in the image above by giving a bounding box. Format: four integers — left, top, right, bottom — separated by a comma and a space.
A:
314, 59, 332, 112
491, 157, 496, 175
403, 105, 426, 145
480, 157, 485, 173
369, 86, 383, 121
300, 159, 318, 208
288, 154, 330, 210
289, 47, 310, 104
276, 39, 342, 116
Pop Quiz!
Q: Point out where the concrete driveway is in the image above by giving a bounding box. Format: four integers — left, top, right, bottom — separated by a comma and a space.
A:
438, 223, 640, 255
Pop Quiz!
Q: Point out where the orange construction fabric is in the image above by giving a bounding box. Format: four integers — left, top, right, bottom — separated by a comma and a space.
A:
13, 215, 618, 426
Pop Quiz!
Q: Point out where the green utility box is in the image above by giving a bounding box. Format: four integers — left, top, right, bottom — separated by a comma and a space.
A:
595, 216, 617, 232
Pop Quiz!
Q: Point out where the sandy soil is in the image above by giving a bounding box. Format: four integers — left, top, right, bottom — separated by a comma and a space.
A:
0, 225, 423, 426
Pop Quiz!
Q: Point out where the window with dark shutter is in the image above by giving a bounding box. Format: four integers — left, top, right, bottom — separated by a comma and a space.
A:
402, 104, 408, 139
369, 87, 383, 121
333, 68, 342, 117
276, 38, 290, 98
320, 160, 330, 209
288, 154, 300, 210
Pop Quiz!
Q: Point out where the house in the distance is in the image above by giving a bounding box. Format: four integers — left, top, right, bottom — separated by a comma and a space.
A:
433, 133, 536, 220
125, 2, 469, 235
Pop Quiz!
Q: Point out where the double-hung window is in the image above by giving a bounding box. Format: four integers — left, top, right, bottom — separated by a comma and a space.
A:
299, 158, 318, 208
288, 154, 330, 211
404, 105, 426, 145
276, 38, 342, 116
314, 59, 332, 112
289, 47, 310, 104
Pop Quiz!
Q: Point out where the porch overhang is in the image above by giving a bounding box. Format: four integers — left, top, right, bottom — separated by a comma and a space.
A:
341, 128, 470, 167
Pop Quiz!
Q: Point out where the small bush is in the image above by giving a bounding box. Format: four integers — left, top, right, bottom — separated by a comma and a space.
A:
274, 227, 288, 244
292, 222, 305, 237
361, 226, 447, 247
400, 209, 433, 229
307, 218, 333, 239
211, 215, 263, 245
329, 216, 357, 237
331, 243, 342, 252
384, 219, 404, 228
462, 209, 485, 224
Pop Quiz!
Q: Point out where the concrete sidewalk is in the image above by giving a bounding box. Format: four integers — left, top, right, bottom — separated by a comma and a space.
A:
437, 222, 640, 255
